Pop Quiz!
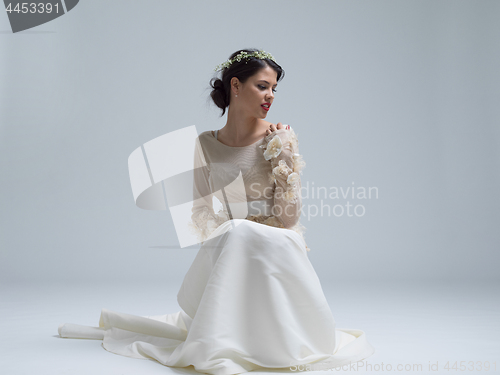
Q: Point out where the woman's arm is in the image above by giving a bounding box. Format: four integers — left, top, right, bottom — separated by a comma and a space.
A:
189, 137, 228, 243
261, 126, 305, 228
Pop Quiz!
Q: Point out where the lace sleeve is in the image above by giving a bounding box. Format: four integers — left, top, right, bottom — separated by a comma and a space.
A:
260, 126, 306, 229
189, 136, 229, 244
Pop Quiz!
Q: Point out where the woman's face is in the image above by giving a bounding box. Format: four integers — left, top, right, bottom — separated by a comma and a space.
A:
234, 65, 278, 119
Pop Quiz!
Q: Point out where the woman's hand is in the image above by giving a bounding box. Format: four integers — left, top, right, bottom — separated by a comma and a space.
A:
265, 122, 290, 136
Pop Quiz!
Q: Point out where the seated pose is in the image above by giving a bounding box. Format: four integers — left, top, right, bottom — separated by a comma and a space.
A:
57, 48, 375, 375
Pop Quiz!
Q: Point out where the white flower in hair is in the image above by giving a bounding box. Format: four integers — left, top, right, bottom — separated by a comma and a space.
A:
287, 172, 299, 185
263, 135, 283, 160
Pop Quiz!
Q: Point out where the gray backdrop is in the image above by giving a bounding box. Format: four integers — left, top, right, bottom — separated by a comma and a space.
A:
1, 0, 499, 285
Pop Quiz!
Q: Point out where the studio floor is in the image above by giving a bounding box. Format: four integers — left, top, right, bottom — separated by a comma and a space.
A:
1, 280, 499, 375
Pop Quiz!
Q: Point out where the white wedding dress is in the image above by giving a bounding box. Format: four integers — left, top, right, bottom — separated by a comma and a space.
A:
58, 127, 375, 375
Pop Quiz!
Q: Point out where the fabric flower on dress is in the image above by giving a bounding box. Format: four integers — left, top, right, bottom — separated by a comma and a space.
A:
289, 129, 299, 151
283, 186, 299, 203
287, 172, 299, 186
255, 127, 311, 252
282, 186, 298, 203
292, 153, 306, 173
267, 172, 276, 185
263, 135, 283, 161
272, 159, 292, 180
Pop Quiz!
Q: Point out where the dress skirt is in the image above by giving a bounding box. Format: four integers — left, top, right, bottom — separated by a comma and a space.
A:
58, 219, 375, 375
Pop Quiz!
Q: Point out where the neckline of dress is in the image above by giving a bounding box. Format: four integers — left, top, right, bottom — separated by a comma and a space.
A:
210, 130, 266, 149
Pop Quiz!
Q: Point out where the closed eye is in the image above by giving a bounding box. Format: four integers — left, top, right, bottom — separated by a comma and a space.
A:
258, 84, 277, 93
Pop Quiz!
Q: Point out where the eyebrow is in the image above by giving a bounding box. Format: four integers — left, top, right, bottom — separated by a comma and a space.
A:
258, 80, 278, 87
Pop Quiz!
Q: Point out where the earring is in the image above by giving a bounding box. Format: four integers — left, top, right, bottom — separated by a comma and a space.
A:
235, 95, 238, 97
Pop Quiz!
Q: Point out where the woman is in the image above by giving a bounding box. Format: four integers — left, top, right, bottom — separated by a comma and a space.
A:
58, 49, 375, 375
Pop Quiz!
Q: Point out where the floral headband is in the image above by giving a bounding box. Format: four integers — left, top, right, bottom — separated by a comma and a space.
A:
214, 50, 277, 72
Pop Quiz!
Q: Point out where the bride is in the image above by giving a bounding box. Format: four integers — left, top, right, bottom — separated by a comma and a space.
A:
58, 48, 375, 375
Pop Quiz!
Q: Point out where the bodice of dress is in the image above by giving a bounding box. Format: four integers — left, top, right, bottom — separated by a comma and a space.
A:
210, 129, 274, 215
190, 126, 308, 249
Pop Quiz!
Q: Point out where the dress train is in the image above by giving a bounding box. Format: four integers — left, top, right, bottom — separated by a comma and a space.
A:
58, 219, 375, 375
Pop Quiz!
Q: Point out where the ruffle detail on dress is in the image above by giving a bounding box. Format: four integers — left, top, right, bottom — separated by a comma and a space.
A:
263, 128, 305, 205
271, 160, 300, 204
262, 134, 283, 160
258, 126, 310, 251
189, 206, 230, 244
293, 153, 306, 173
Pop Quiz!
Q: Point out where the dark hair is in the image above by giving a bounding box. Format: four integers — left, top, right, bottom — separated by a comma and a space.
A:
209, 48, 285, 116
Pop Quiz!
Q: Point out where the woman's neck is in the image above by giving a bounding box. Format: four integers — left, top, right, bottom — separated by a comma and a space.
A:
219, 107, 268, 146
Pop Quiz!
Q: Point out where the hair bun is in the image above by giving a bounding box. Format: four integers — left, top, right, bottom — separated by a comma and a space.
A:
210, 78, 228, 114
213, 78, 224, 91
